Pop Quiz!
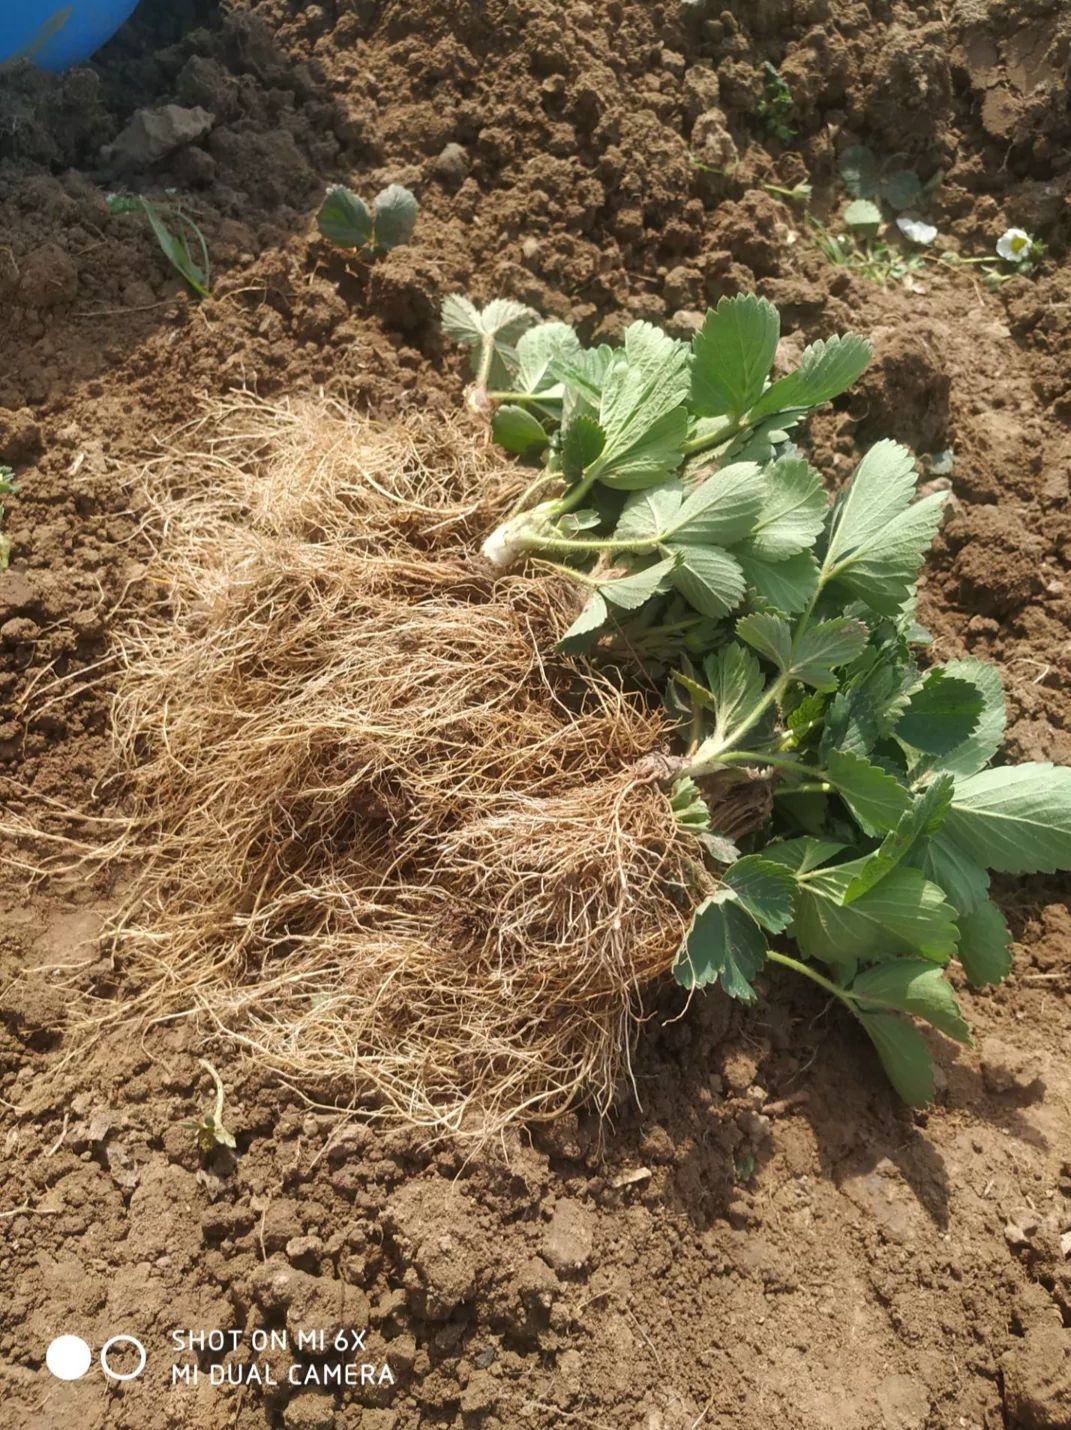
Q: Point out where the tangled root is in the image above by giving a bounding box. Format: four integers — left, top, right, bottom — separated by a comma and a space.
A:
75, 396, 704, 1137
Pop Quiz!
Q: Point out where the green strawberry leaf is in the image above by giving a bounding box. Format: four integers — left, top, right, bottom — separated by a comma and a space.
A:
956, 898, 1013, 987
856, 1012, 936, 1106
896, 671, 983, 755
673, 893, 767, 1001
690, 295, 780, 420
722, 855, 797, 933
944, 764, 1071, 875
850, 960, 970, 1043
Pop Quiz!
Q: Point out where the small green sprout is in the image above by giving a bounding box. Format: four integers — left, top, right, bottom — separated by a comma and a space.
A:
183, 1058, 237, 1156
107, 193, 211, 298
755, 62, 795, 143
0, 465, 16, 570
316, 183, 419, 256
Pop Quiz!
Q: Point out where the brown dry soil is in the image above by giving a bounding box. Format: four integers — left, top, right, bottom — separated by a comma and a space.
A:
1, 2, 1071, 1427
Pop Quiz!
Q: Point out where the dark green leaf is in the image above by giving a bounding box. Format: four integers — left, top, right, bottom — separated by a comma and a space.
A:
881, 169, 923, 211
896, 672, 982, 755
561, 415, 607, 482
913, 828, 990, 917
672, 894, 766, 1001
928, 658, 1005, 777
722, 855, 797, 933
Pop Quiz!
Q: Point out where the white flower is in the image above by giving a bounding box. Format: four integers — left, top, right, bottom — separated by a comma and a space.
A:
896, 216, 937, 246
996, 228, 1033, 262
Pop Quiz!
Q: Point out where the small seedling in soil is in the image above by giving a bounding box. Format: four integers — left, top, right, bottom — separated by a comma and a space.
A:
107, 193, 211, 298
755, 63, 796, 142
0, 465, 15, 569
444, 290, 1071, 1104
316, 183, 419, 256
183, 1058, 237, 1157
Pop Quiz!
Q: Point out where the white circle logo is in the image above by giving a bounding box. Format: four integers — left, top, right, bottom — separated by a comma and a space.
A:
45, 1335, 93, 1381
100, 1334, 147, 1381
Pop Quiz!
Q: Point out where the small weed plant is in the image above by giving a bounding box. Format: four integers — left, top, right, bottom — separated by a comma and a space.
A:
443, 292, 1071, 1103
107, 194, 211, 298
183, 1059, 237, 1157
0, 465, 15, 569
316, 183, 419, 256
755, 63, 796, 142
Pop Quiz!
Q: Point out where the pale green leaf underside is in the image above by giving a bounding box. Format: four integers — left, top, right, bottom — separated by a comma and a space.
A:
945, 763, 1071, 875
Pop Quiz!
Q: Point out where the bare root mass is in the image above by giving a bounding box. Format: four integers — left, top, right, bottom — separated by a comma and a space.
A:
79, 397, 697, 1136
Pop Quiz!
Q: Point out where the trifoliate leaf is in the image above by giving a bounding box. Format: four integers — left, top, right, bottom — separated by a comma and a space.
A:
556, 592, 609, 653
670, 462, 766, 546
515, 322, 583, 396
371, 183, 419, 251
492, 404, 548, 457
747, 334, 873, 422
913, 827, 990, 916
317, 186, 373, 249
672, 894, 766, 1001
927, 658, 1005, 777
795, 859, 959, 966
956, 898, 1012, 987
614, 481, 683, 542
736, 550, 820, 615
690, 294, 780, 420
844, 198, 883, 232
896, 672, 983, 755
561, 415, 607, 482
700, 644, 765, 744
722, 855, 797, 933
839, 143, 879, 199
843, 775, 954, 901
857, 1012, 935, 1106
590, 323, 690, 488
944, 764, 1071, 875
737, 456, 827, 560
822, 440, 946, 614
600, 554, 680, 611
736, 613, 867, 690
441, 294, 540, 388
825, 748, 911, 835
851, 960, 970, 1043
666, 543, 746, 618
790, 618, 870, 690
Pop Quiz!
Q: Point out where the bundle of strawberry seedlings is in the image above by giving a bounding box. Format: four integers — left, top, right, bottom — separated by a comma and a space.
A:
443, 292, 1071, 1104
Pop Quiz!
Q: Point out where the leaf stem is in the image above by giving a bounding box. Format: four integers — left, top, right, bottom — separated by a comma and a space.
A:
766, 949, 853, 1006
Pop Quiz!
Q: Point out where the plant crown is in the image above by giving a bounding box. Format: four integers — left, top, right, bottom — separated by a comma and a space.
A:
442, 292, 1071, 1104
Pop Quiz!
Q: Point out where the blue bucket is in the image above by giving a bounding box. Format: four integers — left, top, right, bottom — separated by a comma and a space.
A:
0, 1, 141, 72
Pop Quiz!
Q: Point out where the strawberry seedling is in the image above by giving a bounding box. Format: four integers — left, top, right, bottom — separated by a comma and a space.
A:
443, 291, 1071, 1104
